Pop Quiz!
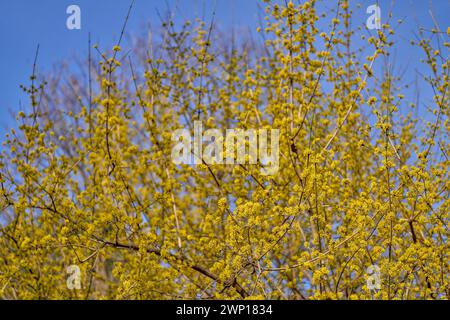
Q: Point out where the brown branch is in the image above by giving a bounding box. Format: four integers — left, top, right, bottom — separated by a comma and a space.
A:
99, 239, 249, 298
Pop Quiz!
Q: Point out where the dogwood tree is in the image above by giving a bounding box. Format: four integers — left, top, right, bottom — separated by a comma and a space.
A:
0, 0, 448, 299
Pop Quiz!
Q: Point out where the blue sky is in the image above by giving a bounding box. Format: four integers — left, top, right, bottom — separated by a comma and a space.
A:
0, 0, 448, 135
0, 0, 259, 130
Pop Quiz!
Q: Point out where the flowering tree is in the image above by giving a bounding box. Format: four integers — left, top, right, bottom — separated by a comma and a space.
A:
0, 0, 448, 299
